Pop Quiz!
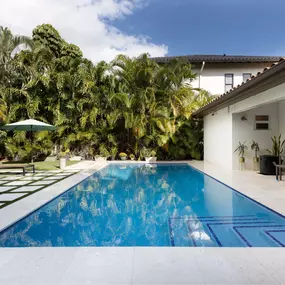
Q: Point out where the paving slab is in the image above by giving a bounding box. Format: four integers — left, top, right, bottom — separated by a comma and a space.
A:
60, 248, 133, 285
0, 176, 23, 181
0, 248, 78, 285
0, 186, 15, 193
30, 180, 57, 186
44, 176, 66, 180
0, 193, 27, 201
10, 186, 43, 193
21, 176, 43, 181
5, 180, 32, 186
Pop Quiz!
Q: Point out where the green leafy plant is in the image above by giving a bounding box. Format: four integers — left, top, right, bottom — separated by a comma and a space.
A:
129, 154, 135, 160
59, 149, 70, 158
267, 135, 285, 156
99, 145, 110, 158
234, 141, 247, 163
119, 152, 127, 158
142, 148, 157, 157
110, 146, 118, 160
251, 141, 260, 162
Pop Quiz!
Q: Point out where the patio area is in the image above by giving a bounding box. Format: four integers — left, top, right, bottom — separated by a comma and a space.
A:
0, 161, 284, 284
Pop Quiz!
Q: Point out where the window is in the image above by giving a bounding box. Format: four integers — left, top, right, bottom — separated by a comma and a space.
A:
255, 115, 269, 130
243, 73, 252, 82
225, 74, 233, 92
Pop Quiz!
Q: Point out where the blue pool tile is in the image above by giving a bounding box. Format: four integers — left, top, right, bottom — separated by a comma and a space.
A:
1, 163, 285, 247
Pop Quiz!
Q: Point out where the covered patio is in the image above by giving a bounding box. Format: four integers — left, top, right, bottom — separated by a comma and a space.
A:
232, 87, 285, 170
194, 58, 285, 171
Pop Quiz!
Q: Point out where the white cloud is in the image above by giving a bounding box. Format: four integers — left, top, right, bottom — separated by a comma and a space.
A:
0, 0, 168, 62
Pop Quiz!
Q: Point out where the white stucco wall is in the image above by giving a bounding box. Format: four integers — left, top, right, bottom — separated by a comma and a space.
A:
192, 63, 271, 95
203, 82, 285, 171
278, 101, 285, 139
204, 107, 233, 169
232, 103, 279, 170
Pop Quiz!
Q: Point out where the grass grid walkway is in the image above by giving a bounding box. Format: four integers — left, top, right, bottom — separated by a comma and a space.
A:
0, 169, 79, 209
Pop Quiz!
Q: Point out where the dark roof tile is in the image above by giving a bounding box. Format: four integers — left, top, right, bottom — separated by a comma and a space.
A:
152, 54, 282, 64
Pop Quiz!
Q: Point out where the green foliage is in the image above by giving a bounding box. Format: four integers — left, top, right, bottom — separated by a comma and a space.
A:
234, 141, 248, 158
129, 154, 135, 160
99, 145, 110, 158
141, 148, 157, 157
0, 24, 213, 161
251, 140, 260, 158
267, 135, 285, 156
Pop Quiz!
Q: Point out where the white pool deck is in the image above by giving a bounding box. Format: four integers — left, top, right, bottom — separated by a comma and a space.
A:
0, 160, 285, 284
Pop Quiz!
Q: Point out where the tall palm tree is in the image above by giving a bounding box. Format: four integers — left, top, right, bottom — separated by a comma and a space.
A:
0, 26, 33, 122
0, 26, 33, 73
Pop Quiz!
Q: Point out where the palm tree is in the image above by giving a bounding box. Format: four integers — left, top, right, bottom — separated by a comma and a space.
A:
0, 26, 32, 64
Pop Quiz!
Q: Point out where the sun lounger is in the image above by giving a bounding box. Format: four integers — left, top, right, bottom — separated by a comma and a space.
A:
0, 164, 35, 176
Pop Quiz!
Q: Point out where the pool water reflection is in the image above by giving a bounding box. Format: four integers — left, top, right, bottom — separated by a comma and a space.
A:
1, 163, 285, 247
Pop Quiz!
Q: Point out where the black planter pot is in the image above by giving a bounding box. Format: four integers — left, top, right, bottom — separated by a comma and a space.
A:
259, 155, 279, 175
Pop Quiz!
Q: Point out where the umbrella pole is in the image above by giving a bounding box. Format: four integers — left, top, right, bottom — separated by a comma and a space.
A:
31, 126, 33, 163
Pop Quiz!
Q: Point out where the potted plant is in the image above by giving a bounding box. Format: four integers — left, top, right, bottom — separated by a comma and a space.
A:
119, 152, 127, 160
59, 150, 69, 169
144, 149, 157, 163
267, 135, 285, 157
251, 141, 260, 171
129, 154, 135, 161
95, 145, 110, 161
260, 135, 285, 175
234, 141, 247, 170
110, 146, 118, 161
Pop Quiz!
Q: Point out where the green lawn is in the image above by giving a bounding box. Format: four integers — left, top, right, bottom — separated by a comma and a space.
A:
1, 160, 80, 171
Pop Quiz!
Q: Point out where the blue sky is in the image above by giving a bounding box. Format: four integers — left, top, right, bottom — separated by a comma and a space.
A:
112, 0, 285, 56
2, 0, 285, 62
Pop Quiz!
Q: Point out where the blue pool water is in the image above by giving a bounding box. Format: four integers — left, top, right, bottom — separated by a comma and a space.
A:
0, 163, 285, 247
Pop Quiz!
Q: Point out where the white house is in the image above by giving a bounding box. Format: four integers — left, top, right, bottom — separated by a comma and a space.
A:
193, 58, 285, 170
153, 55, 281, 95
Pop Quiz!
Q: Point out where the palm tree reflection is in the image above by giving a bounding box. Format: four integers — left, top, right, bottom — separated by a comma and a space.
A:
0, 164, 205, 247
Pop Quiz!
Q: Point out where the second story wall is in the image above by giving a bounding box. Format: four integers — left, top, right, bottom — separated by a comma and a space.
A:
191, 63, 273, 95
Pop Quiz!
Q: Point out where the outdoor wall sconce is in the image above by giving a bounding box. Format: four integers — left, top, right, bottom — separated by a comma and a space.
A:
241, 116, 247, 121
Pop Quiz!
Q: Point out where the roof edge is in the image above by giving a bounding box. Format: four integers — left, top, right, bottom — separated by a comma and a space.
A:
152, 54, 283, 64
193, 58, 285, 117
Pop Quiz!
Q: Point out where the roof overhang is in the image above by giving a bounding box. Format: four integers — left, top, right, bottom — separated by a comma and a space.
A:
152, 55, 282, 64
193, 58, 285, 117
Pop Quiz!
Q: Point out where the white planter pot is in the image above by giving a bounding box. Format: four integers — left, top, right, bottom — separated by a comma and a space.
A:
60, 158, 66, 169
95, 157, 107, 162
145, 157, 157, 163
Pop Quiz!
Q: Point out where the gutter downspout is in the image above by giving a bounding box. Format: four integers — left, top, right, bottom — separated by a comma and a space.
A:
199, 61, 206, 89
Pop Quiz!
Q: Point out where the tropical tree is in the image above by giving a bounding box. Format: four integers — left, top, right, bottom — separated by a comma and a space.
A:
0, 24, 213, 161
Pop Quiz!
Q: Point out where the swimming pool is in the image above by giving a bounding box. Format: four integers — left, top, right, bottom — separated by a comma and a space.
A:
0, 163, 285, 247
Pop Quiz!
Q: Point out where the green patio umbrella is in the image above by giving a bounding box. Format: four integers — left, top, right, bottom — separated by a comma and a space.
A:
1, 119, 56, 163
